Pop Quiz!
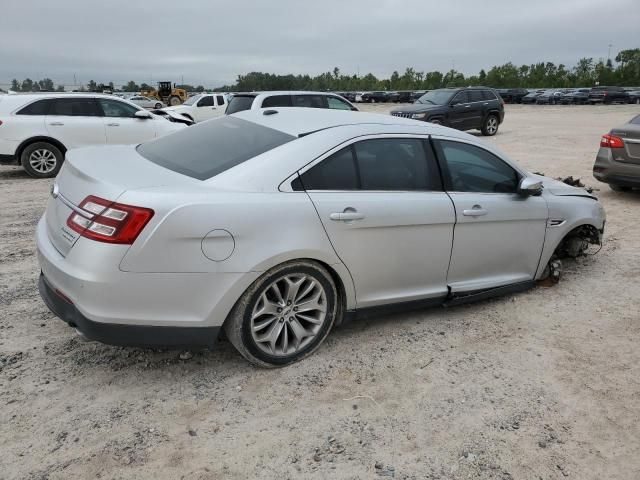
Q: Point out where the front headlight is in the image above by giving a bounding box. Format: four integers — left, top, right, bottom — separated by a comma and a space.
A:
411, 113, 427, 119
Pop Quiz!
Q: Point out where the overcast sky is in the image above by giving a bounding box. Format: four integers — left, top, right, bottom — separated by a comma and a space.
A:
1, 0, 639, 87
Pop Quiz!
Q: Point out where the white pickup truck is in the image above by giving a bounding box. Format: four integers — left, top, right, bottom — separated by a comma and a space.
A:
162, 93, 227, 123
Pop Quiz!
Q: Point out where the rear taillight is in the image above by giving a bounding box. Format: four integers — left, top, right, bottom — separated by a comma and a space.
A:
600, 134, 625, 149
66, 195, 154, 244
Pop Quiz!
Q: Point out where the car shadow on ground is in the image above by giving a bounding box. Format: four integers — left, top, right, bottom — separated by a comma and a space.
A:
0, 167, 32, 180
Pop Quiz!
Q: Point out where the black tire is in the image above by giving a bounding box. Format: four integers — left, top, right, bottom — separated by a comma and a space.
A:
154, 102, 162, 109
20, 141, 64, 178
429, 118, 443, 125
609, 184, 631, 192
481, 114, 499, 136
169, 96, 181, 106
224, 260, 340, 367
370, 98, 375, 103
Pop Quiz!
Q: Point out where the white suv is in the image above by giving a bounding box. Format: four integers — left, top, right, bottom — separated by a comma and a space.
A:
161, 93, 227, 123
0, 93, 186, 178
225, 91, 358, 115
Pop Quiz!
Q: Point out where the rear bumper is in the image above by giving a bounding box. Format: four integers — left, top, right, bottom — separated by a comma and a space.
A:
39, 273, 220, 348
593, 147, 640, 187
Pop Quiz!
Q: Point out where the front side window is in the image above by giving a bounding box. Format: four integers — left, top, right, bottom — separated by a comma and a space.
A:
299, 138, 440, 191
437, 140, 519, 193
468, 90, 484, 102
197, 96, 214, 107
17, 99, 53, 115
327, 96, 352, 110
49, 98, 100, 117
97, 99, 139, 118
262, 95, 293, 108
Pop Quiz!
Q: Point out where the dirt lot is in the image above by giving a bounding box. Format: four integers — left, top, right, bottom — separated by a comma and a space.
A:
1, 104, 639, 480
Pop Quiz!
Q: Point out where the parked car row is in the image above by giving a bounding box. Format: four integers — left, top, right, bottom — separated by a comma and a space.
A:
504, 86, 639, 105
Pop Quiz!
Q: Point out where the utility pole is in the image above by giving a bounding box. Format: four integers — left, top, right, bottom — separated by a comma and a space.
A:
607, 44, 612, 62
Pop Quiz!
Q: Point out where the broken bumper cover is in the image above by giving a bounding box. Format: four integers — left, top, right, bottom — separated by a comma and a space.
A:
39, 273, 220, 349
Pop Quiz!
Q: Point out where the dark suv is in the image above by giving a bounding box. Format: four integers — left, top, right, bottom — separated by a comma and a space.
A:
588, 86, 629, 104
497, 88, 529, 103
390, 87, 505, 136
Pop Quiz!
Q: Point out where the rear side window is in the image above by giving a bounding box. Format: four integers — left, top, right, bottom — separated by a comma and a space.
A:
137, 116, 295, 180
300, 138, 440, 191
225, 95, 256, 114
451, 91, 469, 104
299, 147, 358, 190
437, 140, 519, 193
293, 95, 326, 108
49, 98, 100, 116
262, 95, 293, 108
216, 95, 225, 106
17, 99, 52, 115
630, 115, 640, 125
468, 90, 484, 102
482, 90, 497, 100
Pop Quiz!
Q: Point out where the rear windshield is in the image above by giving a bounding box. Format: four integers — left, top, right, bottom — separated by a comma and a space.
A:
137, 116, 295, 180
226, 95, 256, 114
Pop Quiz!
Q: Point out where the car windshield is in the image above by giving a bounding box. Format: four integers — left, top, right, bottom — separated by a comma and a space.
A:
416, 90, 454, 105
226, 95, 257, 114
137, 116, 295, 180
182, 95, 202, 106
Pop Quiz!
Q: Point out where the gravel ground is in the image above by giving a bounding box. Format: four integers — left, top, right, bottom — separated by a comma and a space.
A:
1, 104, 639, 480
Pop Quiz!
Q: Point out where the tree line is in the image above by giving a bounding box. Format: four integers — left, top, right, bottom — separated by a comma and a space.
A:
6, 48, 639, 93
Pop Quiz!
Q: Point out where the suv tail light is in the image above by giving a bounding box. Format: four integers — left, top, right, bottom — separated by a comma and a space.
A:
600, 134, 625, 149
66, 195, 154, 244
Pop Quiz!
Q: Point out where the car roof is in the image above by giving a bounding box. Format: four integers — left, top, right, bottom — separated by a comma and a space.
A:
0, 92, 138, 114
231, 106, 451, 137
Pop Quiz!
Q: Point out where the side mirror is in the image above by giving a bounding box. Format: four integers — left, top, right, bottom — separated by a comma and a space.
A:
135, 110, 152, 119
518, 177, 543, 196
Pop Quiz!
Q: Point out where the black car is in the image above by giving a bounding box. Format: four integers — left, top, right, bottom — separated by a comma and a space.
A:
336, 91, 357, 102
521, 90, 545, 104
588, 86, 629, 104
387, 91, 400, 102
560, 88, 591, 105
410, 90, 427, 102
390, 87, 505, 136
395, 90, 414, 103
361, 91, 390, 103
628, 90, 640, 105
497, 88, 529, 103
535, 89, 566, 105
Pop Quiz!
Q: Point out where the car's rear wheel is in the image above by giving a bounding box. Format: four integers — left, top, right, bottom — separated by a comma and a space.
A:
609, 184, 632, 192
225, 260, 339, 367
154, 102, 162, 109
20, 142, 63, 178
481, 114, 499, 136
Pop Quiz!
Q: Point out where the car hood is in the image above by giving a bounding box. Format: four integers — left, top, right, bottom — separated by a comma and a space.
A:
391, 103, 444, 113
532, 174, 597, 199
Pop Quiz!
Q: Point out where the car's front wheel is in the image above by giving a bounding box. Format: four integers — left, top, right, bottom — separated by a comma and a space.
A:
154, 102, 163, 109
481, 114, 499, 136
225, 260, 339, 367
20, 141, 64, 178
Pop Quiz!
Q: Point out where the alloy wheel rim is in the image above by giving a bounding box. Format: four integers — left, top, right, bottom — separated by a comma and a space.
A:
250, 274, 327, 357
487, 118, 498, 134
29, 149, 57, 173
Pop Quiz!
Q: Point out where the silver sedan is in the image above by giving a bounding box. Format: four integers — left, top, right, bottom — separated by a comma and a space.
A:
37, 109, 605, 366
128, 95, 163, 109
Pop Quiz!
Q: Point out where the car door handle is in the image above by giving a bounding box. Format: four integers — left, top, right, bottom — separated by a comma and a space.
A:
329, 211, 364, 221
48, 122, 64, 126
463, 205, 488, 217
106, 123, 120, 127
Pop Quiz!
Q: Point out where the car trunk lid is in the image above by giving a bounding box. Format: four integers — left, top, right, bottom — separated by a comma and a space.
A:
45, 144, 196, 256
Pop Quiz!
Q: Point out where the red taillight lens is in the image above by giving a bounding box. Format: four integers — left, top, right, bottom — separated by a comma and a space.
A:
66, 195, 154, 244
600, 134, 625, 149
